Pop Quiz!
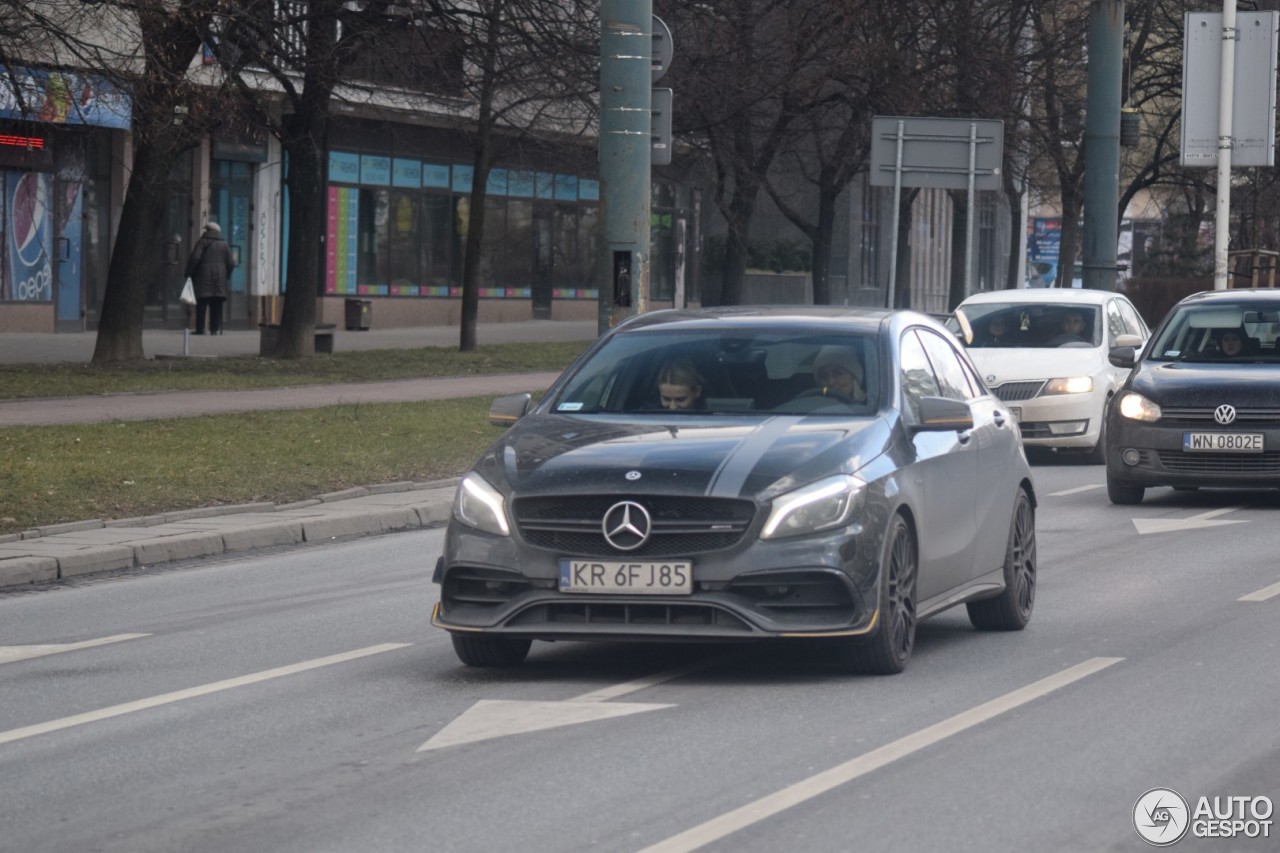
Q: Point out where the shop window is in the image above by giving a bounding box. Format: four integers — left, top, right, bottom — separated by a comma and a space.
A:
357, 187, 390, 287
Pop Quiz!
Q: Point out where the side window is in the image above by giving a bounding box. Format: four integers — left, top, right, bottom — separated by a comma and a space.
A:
1105, 300, 1128, 344
917, 329, 976, 401
1117, 298, 1148, 338
899, 331, 941, 423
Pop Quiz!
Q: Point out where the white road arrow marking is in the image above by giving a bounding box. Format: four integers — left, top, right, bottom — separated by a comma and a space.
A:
1239, 580, 1280, 602
418, 659, 716, 752
1132, 505, 1248, 535
0, 633, 150, 665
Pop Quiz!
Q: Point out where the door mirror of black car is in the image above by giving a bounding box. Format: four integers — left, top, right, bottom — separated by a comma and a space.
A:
489, 393, 532, 428
1108, 346, 1137, 369
913, 396, 975, 432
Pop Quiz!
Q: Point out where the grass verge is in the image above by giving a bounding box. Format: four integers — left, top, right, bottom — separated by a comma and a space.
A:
0, 399, 507, 535
0, 340, 588, 399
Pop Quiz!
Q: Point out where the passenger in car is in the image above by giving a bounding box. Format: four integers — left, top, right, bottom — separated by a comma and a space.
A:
810, 345, 867, 403
655, 359, 706, 410
1220, 329, 1244, 357
1047, 310, 1091, 346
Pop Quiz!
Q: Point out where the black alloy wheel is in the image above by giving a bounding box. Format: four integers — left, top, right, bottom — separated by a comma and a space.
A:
834, 514, 917, 675
967, 489, 1036, 631
451, 634, 533, 667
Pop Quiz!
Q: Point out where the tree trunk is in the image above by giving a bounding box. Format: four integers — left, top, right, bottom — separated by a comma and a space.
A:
1005, 186, 1023, 289
91, 145, 172, 363
948, 190, 967, 310
718, 184, 761, 306
810, 188, 837, 305
273, 113, 325, 358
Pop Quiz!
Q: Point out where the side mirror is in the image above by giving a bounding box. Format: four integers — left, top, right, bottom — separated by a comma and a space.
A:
1114, 334, 1143, 349
1108, 346, 1137, 369
912, 396, 975, 432
488, 393, 531, 427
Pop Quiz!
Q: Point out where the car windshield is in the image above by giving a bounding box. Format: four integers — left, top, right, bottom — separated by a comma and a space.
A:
1146, 301, 1280, 362
550, 329, 881, 416
959, 303, 1101, 349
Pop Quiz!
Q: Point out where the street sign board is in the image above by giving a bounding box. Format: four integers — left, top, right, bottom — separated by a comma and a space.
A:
1181, 12, 1279, 168
869, 117, 1004, 190
652, 15, 672, 83
651, 88, 672, 166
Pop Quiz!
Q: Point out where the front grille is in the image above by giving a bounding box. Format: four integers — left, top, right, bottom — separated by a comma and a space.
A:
514, 495, 755, 557
1156, 450, 1280, 475
1160, 407, 1280, 426
508, 601, 754, 632
992, 381, 1045, 402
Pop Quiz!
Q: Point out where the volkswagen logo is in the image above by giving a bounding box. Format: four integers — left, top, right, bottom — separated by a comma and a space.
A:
1214, 404, 1237, 425
601, 501, 651, 551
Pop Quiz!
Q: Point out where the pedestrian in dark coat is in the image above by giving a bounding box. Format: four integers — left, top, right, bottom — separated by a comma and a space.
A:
185, 222, 236, 334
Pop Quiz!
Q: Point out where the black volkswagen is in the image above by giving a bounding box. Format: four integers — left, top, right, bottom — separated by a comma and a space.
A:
1105, 289, 1280, 504
433, 308, 1037, 674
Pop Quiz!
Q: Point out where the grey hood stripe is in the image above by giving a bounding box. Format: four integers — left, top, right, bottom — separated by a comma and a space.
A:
705, 416, 804, 498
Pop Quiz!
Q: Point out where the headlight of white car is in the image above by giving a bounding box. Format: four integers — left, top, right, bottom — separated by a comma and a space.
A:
761, 475, 866, 539
1041, 376, 1094, 395
1117, 391, 1162, 422
453, 472, 510, 536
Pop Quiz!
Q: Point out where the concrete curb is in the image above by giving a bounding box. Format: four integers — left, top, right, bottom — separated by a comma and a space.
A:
0, 479, 459, 589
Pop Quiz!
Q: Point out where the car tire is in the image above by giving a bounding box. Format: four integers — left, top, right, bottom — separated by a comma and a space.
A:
1107, 473, 1145, 505
833, 514, 917, 675
967, 489, 1036, 631
1085, 405, 1108, 464
450, 634, 532, 667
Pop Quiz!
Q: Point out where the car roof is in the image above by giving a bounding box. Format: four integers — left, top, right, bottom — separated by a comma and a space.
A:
1176, 288, 1280, 305
615, 306, 900, 335
957, 288, 1117, 306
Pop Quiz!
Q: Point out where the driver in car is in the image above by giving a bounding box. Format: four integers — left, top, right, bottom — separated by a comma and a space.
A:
811, 345, 866, 403
1049, 311, 1090, 345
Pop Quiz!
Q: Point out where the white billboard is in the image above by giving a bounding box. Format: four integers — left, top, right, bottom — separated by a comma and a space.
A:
1181, 12, 1279, 168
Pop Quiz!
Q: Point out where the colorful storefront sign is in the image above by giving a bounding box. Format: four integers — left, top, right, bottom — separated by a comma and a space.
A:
0, 65, 131, 129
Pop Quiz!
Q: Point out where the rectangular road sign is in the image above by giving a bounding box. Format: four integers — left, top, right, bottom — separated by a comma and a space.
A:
869, 116, 1004, 190
1181, 12, 1279, 168
652, 88, 672, 166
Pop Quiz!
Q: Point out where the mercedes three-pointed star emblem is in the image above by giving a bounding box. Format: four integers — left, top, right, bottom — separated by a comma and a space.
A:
601, 501, 652, 551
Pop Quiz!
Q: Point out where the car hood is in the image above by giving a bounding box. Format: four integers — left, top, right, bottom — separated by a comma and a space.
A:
474, 413, 890, 501
1130, 361, 1280, 407
967, 347, 1105, 383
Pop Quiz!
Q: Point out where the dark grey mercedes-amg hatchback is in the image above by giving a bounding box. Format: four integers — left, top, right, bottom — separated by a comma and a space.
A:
433, 307, 1037, 674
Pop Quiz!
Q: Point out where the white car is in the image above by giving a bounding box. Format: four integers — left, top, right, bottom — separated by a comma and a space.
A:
954, 288, 1150, 462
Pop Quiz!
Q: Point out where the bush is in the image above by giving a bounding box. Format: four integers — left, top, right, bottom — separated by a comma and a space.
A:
702, 234, 812, 276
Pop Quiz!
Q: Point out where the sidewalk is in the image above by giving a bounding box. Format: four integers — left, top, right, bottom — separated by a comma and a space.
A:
0, 319, 598, 589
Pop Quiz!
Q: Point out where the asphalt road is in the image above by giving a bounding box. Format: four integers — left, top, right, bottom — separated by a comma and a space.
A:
2, 459, 1278, 853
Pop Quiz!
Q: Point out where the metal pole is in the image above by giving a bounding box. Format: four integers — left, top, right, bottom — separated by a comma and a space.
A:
886, 120, 904, 309
1082, 0, 1124, 292
1214, 0, 1237, 290
597, 0, 653, 333
964, 122, 977, 299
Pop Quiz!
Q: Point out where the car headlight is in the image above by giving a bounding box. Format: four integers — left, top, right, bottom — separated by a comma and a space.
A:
761, 475, 866, 539
1042, 376, 1094, 395
1117, 391, 1161, 422
453, 472, 510, 536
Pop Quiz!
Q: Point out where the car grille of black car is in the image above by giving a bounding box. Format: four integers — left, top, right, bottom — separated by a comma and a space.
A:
1159, 406, 1280, 426
1157, 450, 1280, 475
992, 381, 1046, 402
513, 495, 756, 556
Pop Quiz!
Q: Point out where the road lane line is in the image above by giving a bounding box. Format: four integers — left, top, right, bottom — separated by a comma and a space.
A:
639, 656, 1124, 853
0, 643, 410, 748
0, 633, 150, 665
1239, 581, 1280, 602
1049, 484, 1104, 497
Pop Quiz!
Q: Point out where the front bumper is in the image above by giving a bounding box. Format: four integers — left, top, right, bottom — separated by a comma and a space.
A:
1002, 388, 1105, 450
433, 520, 882, 642
1106, 419, 1280, 488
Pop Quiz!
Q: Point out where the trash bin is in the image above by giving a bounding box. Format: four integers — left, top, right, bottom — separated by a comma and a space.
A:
344, 298, 372, 331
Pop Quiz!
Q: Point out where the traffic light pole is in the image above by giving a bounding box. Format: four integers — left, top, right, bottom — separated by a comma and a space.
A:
1082, 0, 1124, 292
598, 0, 652, 333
